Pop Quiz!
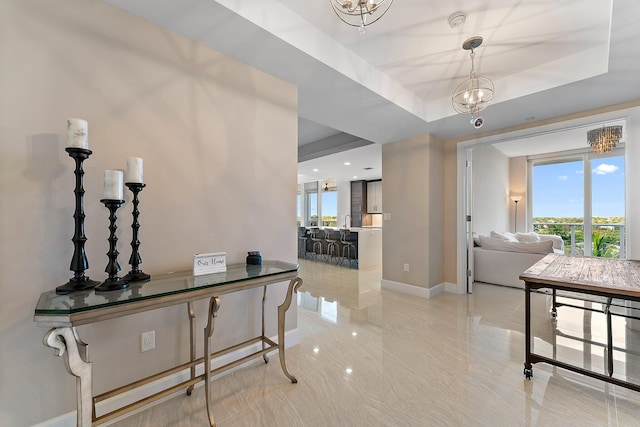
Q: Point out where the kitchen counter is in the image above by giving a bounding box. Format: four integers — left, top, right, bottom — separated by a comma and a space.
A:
298, 227, 382, 269
353, 228, 382, 269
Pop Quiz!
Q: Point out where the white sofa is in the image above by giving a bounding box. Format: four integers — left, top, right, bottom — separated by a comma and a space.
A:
473, 232, 564, 289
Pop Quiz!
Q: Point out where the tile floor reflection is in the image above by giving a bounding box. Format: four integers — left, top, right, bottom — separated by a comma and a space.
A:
113, 259, 640, 426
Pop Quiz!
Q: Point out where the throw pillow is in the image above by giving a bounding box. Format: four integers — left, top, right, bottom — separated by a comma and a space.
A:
539, 234, 565, 251
515, 232, 541, 243
479, 236, 554, 254
490, 231, 519, 242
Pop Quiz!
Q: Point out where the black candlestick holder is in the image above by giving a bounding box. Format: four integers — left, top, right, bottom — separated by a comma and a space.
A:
96, 199, 128, 292
56, 147, 100, 295
122, 182, 150, 283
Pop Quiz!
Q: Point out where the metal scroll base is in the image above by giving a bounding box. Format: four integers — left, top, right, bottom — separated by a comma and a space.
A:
122, 183, 150, 283
42, 276, 303, 426
96, 199, 128, 292
56, 147, 100, 295
44, 327, 93, 427
203, 278, 303, 426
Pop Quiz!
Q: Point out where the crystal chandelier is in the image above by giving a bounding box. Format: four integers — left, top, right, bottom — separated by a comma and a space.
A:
452, 36, 494, 127
330, 0, 394, 33
587, 125, 623, 154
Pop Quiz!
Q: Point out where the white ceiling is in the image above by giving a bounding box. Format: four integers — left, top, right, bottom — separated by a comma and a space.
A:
298, 143, 382, 183
105, 0, 640, 168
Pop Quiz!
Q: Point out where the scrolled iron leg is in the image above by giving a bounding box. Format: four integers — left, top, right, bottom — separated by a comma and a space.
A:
204, 296, 220, 427
44, 327, 93, 427
277, 277, 303, 383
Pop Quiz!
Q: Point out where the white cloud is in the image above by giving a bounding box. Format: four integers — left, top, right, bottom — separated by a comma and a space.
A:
593, 164, 618, 175
558, 175, 568, 181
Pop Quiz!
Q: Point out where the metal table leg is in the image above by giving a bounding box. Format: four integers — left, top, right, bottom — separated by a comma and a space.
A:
524, 283, 533, 379
204, 296, 220, 427
44, 327, 93, 426
551, 288, 558, 318
277, 278, 303, 383
262, 285, 269, 364
606, 297, 613, 377
187, 301, 196, 396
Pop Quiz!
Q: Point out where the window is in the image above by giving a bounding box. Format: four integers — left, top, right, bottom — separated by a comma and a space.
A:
304, 182, 318, 226
321, 184, 337, 227
297, 191, 301, 227
529, 148, 625, 257
591, 155, 625, 258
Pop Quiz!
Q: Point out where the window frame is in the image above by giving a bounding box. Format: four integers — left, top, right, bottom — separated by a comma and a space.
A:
527, 145, 625, 257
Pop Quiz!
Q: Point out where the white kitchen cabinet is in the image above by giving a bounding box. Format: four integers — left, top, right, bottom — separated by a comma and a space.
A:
367, 180, 382, 213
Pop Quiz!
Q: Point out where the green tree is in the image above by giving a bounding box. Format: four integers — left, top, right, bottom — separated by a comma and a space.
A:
592, 233, 618, 258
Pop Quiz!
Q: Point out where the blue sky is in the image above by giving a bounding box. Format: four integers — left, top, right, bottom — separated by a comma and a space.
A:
532, 156, 625, 217
322, 192, 337, 216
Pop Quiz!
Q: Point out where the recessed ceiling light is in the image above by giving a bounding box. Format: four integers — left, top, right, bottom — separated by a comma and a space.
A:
353, 175, 358, 179
313, 168, 319, 172
344, 162, 351, 166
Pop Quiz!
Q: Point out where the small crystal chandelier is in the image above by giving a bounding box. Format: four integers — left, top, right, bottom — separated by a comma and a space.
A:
330, 0, 394, 34
452, 36, 494, 127
587, 125, 623, 154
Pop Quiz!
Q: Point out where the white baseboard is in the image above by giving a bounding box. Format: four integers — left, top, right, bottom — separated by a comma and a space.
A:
381, 279, 447, 298
444, 282, 465, 294
32, 329, 300, 427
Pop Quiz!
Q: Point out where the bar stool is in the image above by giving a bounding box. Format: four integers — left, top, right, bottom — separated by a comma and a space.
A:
309, 228, 325, 261
325, 230, 340, 264
340, 229, 357, 268
297, 227, 309, 259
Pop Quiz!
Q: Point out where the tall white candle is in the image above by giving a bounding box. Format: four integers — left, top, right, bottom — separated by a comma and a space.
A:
103, 170, 124, 200
126, 157, 144, 183
67, 118, 89, 149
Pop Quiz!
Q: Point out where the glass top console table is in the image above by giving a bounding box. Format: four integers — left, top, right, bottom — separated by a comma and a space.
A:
34, 261, 302, 426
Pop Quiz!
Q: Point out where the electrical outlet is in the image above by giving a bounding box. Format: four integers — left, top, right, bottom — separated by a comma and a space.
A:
404, 263, 410, 272
141, 330, 155, 352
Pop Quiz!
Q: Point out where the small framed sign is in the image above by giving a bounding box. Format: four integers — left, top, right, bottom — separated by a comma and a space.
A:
193, 252, 226, 276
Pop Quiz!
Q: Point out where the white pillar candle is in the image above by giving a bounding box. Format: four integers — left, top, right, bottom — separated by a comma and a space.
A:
67, 118, 89, 149
103, 170, 124, 200
126, 157, 144, 183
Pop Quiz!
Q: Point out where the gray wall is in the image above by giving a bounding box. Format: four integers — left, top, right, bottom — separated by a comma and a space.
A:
0, 1, 297, 425
381, 134, 444, 289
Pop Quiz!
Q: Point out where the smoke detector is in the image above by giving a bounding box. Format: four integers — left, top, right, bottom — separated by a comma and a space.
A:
448, 11, 467, 29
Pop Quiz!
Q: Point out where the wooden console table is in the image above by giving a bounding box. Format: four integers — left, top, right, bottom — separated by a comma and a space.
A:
34, 261, 302, 426
521, 254, 640, 392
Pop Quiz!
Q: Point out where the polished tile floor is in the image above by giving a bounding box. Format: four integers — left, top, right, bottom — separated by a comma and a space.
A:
114, 259, 640, 426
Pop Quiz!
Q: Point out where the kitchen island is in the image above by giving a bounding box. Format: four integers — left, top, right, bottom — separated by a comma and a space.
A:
298, 227, 382, 269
